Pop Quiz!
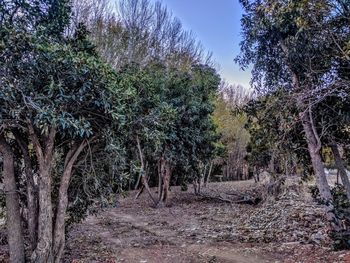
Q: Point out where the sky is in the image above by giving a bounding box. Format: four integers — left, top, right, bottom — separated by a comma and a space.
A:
156, 0, 252, 89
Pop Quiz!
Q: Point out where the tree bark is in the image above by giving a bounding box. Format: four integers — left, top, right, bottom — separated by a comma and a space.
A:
302, 110, 332, 200
158, 159, 163, 200
331, 143, 350, 199
301, 110, 340, 230
157, 156, 171, 205
253, 167, 260, 183
204, 161, 213, 187
160, 161, 171, 204
135, 136, 157, 205
29, 124, 56, 263
0, 135, 25, 263
23, 150, 38, 253
14, 134, 38, 252
53, 140, 87, 263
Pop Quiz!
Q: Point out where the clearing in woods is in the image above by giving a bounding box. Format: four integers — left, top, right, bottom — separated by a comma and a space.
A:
64, 180, 350, 263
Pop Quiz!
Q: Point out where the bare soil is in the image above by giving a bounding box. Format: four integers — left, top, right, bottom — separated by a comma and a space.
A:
63, 180, 350, 263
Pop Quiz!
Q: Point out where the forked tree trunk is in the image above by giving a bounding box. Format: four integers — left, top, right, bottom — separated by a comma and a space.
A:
301, 110, 332, 200
0, 135, 25, 263
301, 110, 340, 231
280, 41, 340, 230
331, 143, 350, 199
53, 141, 88, 263
135, 136, 157, 205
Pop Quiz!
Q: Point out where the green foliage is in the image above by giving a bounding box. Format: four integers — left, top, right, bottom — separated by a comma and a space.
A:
237, 0, 350, 126
1, 29, 122, 139
0, 0, 71, 37
237, 0, 348, 92
212, 92, 250, 179
243, 91, 307, 172
115, 61, 220, 186
237, 0, 349, 181
0, 2, 132, 225
0, 0, 222, 259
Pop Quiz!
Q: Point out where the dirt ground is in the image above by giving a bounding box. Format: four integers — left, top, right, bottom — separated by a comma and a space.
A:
63, 180, 350, 263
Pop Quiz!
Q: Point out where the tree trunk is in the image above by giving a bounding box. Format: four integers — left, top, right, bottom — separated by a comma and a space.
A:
198, 177, 202, 194
135, 136, 157, 205
141, 173, 157, 205
32, 165, 53, 263
162, 162, 171, 203
158, 156, 167, 202
253, 167, 259, 183
24, 155, 38, 253
134, 173, 142, 190
53, 141, 87, 263
193, 180, 198, 195
29, 124, 56, 263
14, 134, 38, 252
158, 159, 163, 200
302, 111, 332, 200
280, 41, 340, 230
158, 159, 171, 205
301, 110, 340, 231
204, 161, 213, 187
0, 135, 25, 263
331, 143, 350, 199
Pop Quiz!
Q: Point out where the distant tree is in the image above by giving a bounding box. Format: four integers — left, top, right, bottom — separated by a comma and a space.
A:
212, 85, 251, 181
71, 0, 212, 69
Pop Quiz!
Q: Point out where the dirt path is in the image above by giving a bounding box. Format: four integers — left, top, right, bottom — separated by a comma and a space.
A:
65, 206, 272, 263
64, 181, 349, 263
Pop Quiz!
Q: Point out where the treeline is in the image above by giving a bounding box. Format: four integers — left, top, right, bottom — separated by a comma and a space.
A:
0, 0, 220, 262
236, 0, 350, 242
212, 83, 251, 182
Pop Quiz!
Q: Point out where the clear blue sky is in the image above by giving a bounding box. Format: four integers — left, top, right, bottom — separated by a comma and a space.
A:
156, 0, 252, 89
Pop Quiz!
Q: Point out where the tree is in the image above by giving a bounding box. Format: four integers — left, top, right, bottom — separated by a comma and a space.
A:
237, 0, 350, 230
0, 15, 130, 263
116, 61, 220, 204
71, 0, 212, 69
244, 91, 310, 179
314, 95, 350, 198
